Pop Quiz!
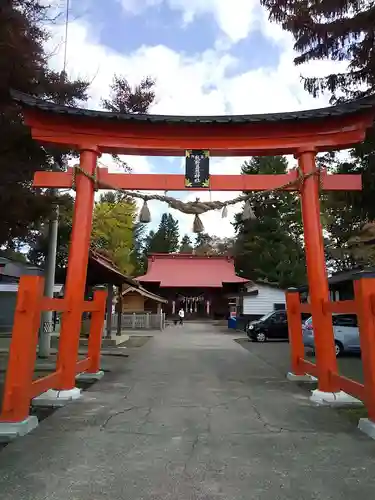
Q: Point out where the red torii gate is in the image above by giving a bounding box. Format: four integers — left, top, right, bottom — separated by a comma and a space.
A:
2, 90, 375, 430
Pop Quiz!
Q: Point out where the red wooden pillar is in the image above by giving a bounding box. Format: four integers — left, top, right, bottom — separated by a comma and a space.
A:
353, 275, 375, 422
286, 289, 305, 376
56, 147, 100, 390
298, 150, 339, 393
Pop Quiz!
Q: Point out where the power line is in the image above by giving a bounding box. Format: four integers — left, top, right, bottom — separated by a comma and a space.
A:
62, 0, 70, 75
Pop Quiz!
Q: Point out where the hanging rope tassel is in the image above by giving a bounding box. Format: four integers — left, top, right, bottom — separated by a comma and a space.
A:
221, 205, 228, 218
242, 200, 256, 221
139, 199, 151, 223
193, 214, 204, 233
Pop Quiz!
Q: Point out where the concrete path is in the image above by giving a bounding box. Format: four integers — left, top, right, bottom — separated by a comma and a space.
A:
1, 323, 375, 499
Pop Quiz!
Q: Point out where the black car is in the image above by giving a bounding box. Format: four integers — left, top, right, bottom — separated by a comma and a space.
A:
246, 310, 310, 342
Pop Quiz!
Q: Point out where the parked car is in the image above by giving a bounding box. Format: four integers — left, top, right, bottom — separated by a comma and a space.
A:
246, 310, 310, 342
302, 314, 360, 357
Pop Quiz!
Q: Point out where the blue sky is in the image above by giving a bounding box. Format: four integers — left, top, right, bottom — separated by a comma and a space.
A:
48, 0, 338, 238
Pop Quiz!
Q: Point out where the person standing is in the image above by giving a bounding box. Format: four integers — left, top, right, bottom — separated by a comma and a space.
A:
178, 308, 185, 325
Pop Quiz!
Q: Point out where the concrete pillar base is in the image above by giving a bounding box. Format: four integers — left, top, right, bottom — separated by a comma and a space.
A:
310, 389, 363, 407
0, 416, 38, 443
287, 372, 317, 383
32, 387, 82, 408
76, 370, 104, 382
358, 418, 375, 440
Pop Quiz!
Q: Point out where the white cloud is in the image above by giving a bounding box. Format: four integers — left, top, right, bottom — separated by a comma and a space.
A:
119, 0, 270, 45
45, 6, 350, 239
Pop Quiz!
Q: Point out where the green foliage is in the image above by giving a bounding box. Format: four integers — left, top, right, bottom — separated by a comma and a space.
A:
92, 194, 136, 275
0, 1, 89, 248
322, 128, 375, 270
131, 222, 148, 275
233, 156, 306, 288
144, 213, 180, 254
180, 234, 194, 253
260, 1, 375, 270
27, 194, 74, 269
261, 0, 375, 100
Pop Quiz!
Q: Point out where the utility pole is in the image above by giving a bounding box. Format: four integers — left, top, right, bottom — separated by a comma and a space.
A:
38, 0, 70, 357
38, 203, 59, 357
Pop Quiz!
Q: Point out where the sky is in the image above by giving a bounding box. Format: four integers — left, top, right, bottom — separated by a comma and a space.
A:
45, 0, 348, 241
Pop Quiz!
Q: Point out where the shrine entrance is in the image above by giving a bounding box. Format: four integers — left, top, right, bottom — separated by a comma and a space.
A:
2, 90, 375, 433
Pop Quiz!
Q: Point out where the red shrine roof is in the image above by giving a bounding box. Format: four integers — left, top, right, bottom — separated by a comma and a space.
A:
137, 254, 248, 288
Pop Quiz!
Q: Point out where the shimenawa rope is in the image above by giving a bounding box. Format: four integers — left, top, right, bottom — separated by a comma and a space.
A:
71, 163, 320, 233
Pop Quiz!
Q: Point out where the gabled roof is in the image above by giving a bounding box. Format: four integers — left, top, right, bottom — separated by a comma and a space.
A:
88, 250, 138, 287
137, 253, 248, 288
11, 90, 375, 125
122, 285, 168, 304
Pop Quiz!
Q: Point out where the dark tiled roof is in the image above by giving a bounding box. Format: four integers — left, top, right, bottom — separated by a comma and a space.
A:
11, 90, 375, 125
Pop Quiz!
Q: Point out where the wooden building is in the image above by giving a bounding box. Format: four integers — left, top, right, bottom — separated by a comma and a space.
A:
121, 285, 168, 313
136, 253, 248, 319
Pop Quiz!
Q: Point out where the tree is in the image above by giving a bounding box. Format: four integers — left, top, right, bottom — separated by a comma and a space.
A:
180, 234, 194, 253
261, 0, 375, 100
194, 233, 234, 255
0, 1, 89, 248
144, 213, 180, 254
27, 194, 74, 269
261, 1, 375, 271
233, 156, 306, 288
101, 74, 156, 171
322, 128, 375, 270
131, 222, 148, 275
26, 69, 156, 270
102, 75, 155, 114
91, 193, 136, 275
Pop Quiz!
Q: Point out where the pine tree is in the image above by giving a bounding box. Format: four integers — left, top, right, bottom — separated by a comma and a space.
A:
261, 1, 375, 271
233, 156, 306, 288
144, 213, 180, 254
180, 234, 193, 253
261, 0, 375, 99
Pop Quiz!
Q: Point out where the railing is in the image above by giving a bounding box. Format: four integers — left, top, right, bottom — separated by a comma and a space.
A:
286, 272, 375, 423
0, 275, 107, 423
112, 312, 165, 330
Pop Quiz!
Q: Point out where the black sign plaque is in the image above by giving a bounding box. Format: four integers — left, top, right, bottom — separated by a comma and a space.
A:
185, 150, 210, 188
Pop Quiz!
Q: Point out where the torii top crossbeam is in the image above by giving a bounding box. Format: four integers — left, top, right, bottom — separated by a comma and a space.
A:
12, 90, 375, 191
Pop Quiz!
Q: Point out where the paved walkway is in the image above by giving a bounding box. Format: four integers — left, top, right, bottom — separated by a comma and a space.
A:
1, 323, 375, 499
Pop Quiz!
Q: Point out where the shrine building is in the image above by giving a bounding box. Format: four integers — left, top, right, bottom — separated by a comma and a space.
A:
136, 253, 248, 319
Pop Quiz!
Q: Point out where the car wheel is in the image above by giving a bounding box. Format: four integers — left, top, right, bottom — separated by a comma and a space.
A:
335, 341, 344, 357
256, 332, 267, 342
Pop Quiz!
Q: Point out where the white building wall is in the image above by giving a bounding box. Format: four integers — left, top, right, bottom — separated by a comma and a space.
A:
243, 283, 286, 316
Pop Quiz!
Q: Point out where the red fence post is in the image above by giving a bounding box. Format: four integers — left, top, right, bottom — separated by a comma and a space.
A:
87, 288, 107, 374
0, 276, 44, 423
286, 289, 306, 377
353, 273, 375, 423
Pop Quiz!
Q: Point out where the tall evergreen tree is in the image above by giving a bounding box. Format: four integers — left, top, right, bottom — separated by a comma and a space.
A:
131, 222, 147, 275
261, 0, 375, 99
261, 1, 375, 270
233, 156, 306, 288
144, 213, 180, 254
180, 234, 193, 253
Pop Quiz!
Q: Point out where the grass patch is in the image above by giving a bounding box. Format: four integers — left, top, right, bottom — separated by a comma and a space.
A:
336, 406, 368, 424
